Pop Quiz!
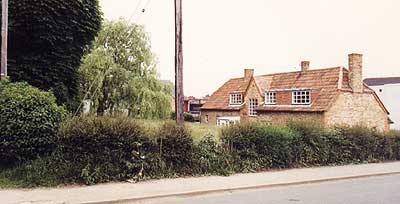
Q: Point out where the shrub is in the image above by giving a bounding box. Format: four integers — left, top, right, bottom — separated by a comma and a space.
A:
386, 130, 400, 160
221, 122, 298, 171
57, 116, 153, 184
155, 122, 195, 174
0, 81, 66, 164
193, 134, 233, 175
169, 111, 196, 122
288, 120, 329, 166
184, 113, 195, 122
333, 126, 380, 163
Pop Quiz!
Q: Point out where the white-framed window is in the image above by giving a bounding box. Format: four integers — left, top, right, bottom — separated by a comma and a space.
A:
292, 90, 311, 105
249, 99, 258, 116
216, 116, 240, 126
229, 93, 243, 105
265, 92, 276, 105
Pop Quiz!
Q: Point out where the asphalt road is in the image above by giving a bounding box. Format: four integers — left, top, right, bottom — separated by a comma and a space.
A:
129, 174, 400, 204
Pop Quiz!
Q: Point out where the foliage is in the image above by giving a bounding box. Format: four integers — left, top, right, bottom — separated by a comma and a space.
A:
4, 0, 102, 106
155, 122, 195, 174
193, 134, 233, 175
2, 118, 400, 188
57, 116, 153, 184
288, 120, 330, 166
79, 19, 172, 119
170, 112, 196, 122
0, 81, 66, 164
221, 122, 298, 171
0, 157, 63, 188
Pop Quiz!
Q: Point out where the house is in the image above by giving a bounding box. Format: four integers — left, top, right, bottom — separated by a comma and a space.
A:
200, 53, 390, 132
184, 96, 209, 121
364, 77, 400, 129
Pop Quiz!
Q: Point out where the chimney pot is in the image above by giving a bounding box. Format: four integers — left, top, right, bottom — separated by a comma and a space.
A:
301, 61, 310, 72
244, 69, 254, 79
348, 53, 363, 93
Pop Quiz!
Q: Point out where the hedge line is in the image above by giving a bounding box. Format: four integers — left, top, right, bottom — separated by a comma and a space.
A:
2, 116, 400, 187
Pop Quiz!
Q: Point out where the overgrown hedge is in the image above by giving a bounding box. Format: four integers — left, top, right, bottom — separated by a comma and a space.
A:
1, 116, 400, 187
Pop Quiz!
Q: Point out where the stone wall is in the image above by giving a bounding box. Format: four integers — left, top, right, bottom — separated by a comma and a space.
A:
325, 92, 389, 132
256, 111, 325, 125
242, 79, 264, 120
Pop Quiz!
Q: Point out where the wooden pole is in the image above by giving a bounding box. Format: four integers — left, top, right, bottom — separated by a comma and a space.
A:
175, 0, 184, 124
1, 0, 8, 80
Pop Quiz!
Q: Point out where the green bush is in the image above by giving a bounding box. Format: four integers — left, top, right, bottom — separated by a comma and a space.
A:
193, 134, 233, 175
169, 111, 196, 122
57, 116, 153, 184
288, 120, 329, 166
221, 121, 398, 170
221, 122, 298, 171
333, 126, 380, 163
2, 117, 400, 187
0, 81, 66, 164
155, 122, 195, 174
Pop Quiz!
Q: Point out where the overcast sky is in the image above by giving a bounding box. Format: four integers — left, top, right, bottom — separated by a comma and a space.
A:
100, 0, 400, 97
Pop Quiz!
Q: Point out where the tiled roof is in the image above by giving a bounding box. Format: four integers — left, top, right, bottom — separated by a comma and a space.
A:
364, 77, 400, 86
202, 67, 378, 112
257, 67, 343, 112
201, 77, 251, 110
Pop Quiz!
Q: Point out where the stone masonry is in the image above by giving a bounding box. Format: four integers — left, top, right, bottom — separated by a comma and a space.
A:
325, 92, 389, 132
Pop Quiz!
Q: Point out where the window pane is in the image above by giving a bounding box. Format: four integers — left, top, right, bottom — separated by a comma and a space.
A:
292, 90, 311, 104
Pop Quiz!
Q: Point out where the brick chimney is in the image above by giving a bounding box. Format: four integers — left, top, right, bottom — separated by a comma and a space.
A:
244, 68, 254, 79
301, 61, 310, 72
348, 53, 363, 93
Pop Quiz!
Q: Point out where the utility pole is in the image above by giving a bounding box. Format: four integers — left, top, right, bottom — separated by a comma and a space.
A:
175, 0, 184, 124
1, 0, 8, 80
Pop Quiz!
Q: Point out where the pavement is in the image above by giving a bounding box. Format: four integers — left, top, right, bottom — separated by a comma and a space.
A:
1, 162, 400, 204
134, 174, 400, 204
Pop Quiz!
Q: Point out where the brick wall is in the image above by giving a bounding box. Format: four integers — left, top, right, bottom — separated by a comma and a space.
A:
325, 92, 389, 132
275, 89, 320, 105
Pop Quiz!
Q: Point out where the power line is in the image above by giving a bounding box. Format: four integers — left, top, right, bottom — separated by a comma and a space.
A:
128, 0, 143, 23
134, 0, 152, 23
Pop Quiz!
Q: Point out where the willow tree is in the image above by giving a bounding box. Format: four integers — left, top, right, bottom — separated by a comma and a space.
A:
2, 0, 102, 107
79, 19, 173, 119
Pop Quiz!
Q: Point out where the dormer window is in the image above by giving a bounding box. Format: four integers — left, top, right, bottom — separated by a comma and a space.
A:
265, 92, 276, 105
292, 90, 311, 105
229, 93, 243, 105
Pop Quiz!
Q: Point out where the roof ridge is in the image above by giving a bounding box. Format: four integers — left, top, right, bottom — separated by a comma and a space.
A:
229, 66, 342, 81
256, 66, 341, 77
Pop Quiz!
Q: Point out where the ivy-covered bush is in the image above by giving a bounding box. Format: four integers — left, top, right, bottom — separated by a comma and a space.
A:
4, 0, 102, 106
0, 81, 66, 164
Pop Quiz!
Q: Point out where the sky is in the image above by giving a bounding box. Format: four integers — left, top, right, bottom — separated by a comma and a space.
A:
100, 0, 400, 97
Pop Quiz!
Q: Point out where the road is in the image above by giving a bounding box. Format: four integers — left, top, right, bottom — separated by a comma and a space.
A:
128, 174, 400, 204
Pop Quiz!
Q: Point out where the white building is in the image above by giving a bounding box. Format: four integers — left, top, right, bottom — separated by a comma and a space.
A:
364, 77, 400, 129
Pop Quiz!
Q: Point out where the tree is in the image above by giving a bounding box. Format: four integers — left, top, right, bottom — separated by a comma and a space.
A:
79, 19, 173, 119
1, 0, 102, 107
